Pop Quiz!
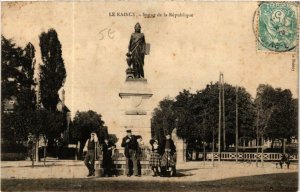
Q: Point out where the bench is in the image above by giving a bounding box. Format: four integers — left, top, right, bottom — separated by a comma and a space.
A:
97, 148, 152, 176
98, 159, 152, 176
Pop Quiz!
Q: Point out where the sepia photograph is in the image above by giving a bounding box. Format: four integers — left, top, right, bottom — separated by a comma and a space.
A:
1, 1, 299, 191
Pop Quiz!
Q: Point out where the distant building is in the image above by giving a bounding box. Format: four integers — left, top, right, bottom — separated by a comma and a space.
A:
57, 88, 71, 144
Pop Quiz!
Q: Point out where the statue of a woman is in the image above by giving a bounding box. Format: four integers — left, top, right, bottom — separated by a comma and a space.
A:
127, 23, 146, 78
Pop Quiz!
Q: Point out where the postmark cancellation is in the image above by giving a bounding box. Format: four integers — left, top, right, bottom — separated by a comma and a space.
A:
257, 2, 298, 52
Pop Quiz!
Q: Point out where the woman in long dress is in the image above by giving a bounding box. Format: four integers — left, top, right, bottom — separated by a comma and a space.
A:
159, 134, 176, 176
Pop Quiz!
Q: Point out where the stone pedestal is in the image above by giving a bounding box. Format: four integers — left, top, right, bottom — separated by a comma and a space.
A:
118, 78, 153, 145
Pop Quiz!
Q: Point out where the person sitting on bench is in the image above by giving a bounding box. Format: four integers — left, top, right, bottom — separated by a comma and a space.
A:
279, 153, 290, 169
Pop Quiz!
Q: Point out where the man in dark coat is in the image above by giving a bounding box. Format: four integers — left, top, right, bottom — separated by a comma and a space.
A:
121, 130, 140, 177
102, 138, 116, 177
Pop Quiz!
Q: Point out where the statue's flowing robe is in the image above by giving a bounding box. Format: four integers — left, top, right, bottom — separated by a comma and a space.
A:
128, 32, 146, 78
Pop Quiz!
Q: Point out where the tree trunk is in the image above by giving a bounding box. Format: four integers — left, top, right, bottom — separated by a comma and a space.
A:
256, 142, 258, 167
282, 138, 286, 154
31, 144, 35, 167
222, 76, 226, 151
212, 128, 215, 167
261, 136, 264, 167
218, 73, 221, 162
44, 146, 46, 166
203, 142, 206, 166
271, 140, 274, 149
43, 136, 47, 166
235, 86, 238, 163
256, 108, 259, 167
35, 140, 39, 164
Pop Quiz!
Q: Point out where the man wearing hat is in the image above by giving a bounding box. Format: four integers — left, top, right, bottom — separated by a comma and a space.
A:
121, 129, 140, 177
83, 131, 100, 177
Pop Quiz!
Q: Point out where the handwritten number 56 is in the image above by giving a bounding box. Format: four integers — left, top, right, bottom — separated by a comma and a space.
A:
99, 28, 115, 40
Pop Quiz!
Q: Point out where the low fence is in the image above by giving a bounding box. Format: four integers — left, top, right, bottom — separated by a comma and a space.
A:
205, 152, 298, 161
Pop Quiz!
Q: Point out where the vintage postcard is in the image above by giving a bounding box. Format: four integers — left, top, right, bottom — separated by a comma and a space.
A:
1, 1, 299, 191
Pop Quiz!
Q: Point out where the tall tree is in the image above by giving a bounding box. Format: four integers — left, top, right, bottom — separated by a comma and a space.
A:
255, 84, 297, 146
151, 97, 176, 143
39, 29, 66, 111
71, 110, 106, 152
8, 109, 66, 141
152, 83, 256, 150
173, 89, 194, 141
204, 83, 255, 148
1, 36, 23, 104
1, 109, 66, 163
2, 36, 37, 111
17, 42, 36, 111
291, 98, 298, 141
1, 36, 38, 152
219, 84, 256, 147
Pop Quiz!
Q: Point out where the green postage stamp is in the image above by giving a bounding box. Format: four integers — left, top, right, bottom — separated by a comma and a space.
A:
258, 2, 298, 52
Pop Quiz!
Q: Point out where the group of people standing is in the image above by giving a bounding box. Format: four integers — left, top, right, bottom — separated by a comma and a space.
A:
149, 134, 176, 177
83, 131, 116, 177
121, 130, 177, 177
83, 130, 177, 177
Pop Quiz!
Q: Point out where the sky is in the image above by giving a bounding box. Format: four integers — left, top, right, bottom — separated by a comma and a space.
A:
2, 2, 298, 137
